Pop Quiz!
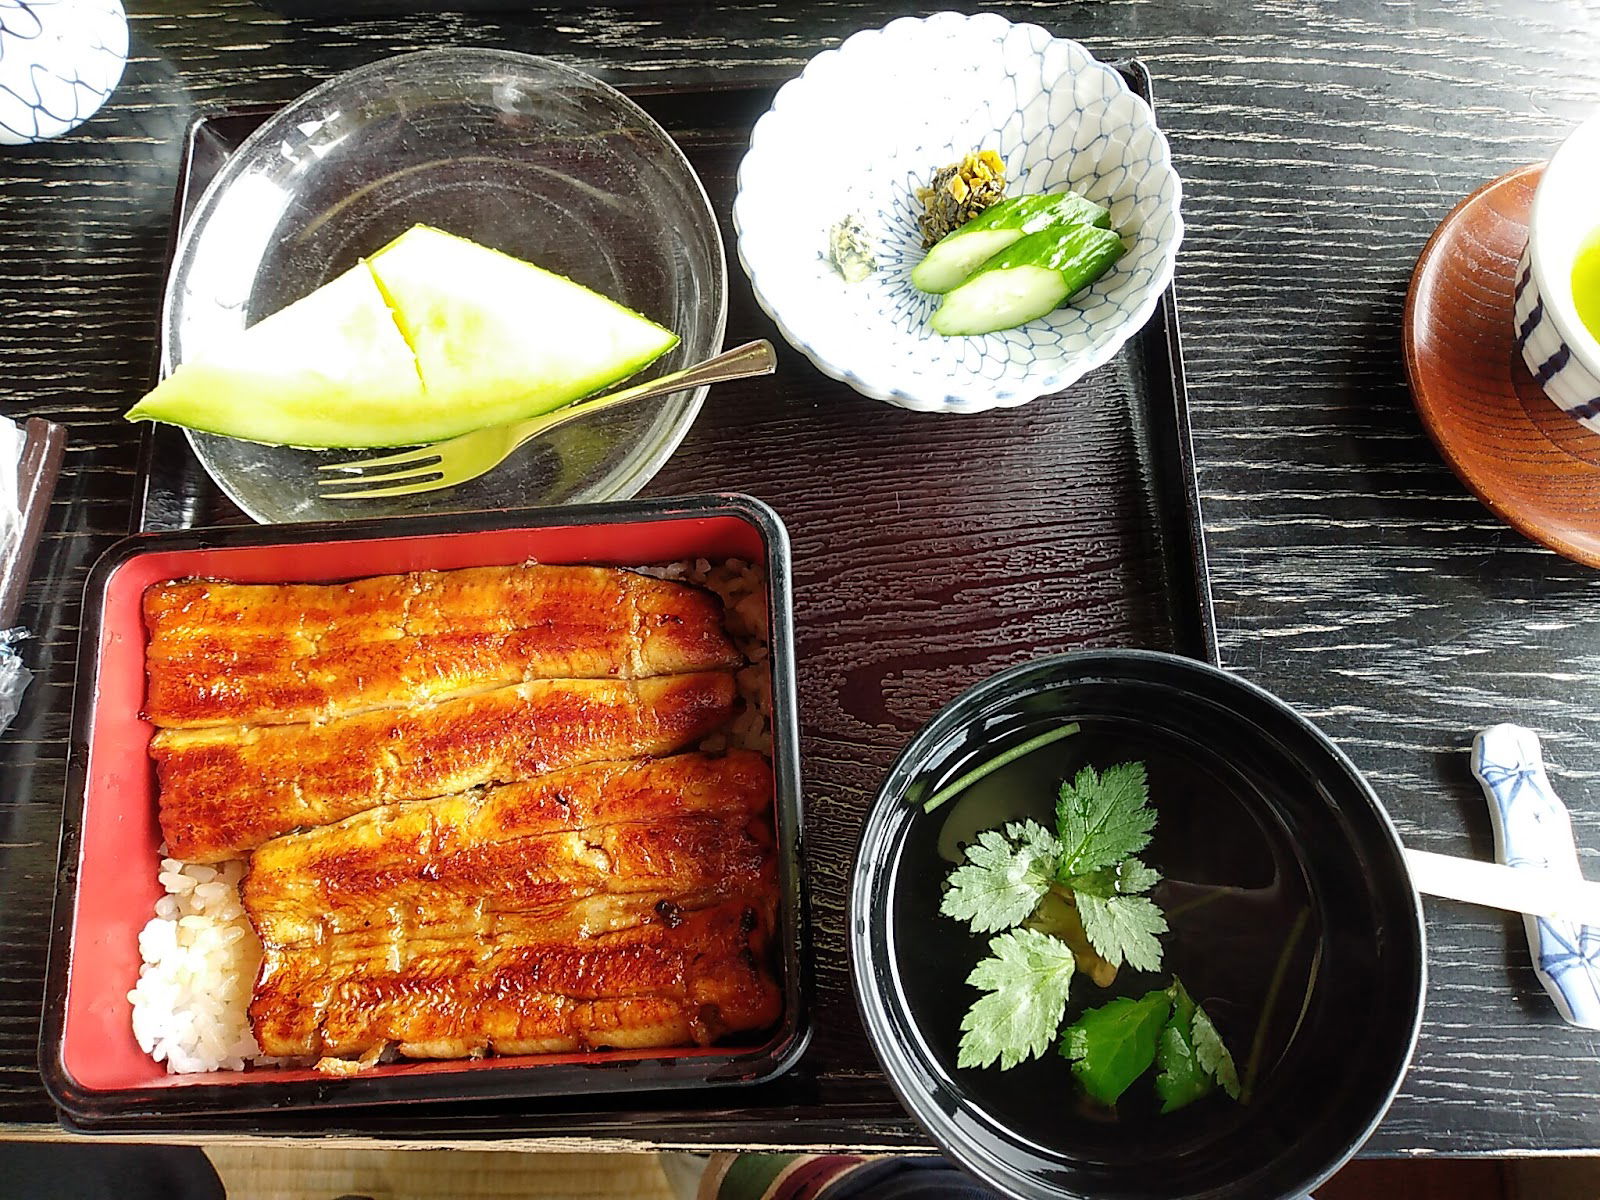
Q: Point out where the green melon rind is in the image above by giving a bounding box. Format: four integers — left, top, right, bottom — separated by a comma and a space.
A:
125, 224, 680, 449
125, 263, 434, 448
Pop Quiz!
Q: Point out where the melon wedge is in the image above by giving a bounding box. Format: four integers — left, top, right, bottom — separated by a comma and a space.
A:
126, 263, 429, 448
126, 225, 680, 449
366, 225, 679, 437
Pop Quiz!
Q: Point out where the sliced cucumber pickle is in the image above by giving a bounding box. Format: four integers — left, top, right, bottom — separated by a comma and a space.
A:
929, 224, 1126, 337
910, 192, 1110, 295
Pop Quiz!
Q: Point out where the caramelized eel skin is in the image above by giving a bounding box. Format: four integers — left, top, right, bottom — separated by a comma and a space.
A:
143, 565, 740, 729
243, 751, 775, 944
142, 561, 782, 1065
243, 753, 780, 1059
153, 672, 738, 862
251, 896, 780, 1059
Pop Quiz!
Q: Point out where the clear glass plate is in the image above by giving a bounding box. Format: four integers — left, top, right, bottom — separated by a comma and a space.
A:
161, 48, 726, 524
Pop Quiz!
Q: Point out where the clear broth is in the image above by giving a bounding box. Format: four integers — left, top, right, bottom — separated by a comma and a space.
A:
890, 714, 1322, 1151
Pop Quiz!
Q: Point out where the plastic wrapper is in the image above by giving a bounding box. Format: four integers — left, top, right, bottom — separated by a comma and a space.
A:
0, 628, 30, 732
0, 417, 40, 735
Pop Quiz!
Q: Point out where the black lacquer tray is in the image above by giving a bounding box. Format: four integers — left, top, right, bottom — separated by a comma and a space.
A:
98, 66, 1217, 1143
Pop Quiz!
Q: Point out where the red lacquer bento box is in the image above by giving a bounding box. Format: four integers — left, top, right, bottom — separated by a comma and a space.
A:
41, 494, 807, 1123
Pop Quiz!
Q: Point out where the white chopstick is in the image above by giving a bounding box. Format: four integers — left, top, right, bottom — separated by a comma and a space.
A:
1405, 847, 1600, 927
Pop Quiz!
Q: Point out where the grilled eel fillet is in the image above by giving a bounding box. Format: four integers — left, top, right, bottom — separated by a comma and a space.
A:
154, 672, 738, 862
143, 564, 741, 729
249, 895, 781, 1059
242, 753, 779, 1060
243, 751, 775, 944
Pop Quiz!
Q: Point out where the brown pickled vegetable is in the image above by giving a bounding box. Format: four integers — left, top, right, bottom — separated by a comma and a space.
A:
915, 149, 1007, 247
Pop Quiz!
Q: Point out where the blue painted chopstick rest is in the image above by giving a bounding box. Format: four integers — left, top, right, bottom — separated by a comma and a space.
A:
1471, 723, 1600, 1029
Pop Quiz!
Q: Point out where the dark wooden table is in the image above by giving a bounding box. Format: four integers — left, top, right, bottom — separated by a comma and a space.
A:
4, 0, 1600, 1158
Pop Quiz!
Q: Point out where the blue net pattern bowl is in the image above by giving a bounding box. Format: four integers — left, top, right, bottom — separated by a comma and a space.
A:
734, 12, 1183, 414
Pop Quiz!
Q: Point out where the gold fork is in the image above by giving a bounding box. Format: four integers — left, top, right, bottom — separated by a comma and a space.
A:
316, 339, 777, 499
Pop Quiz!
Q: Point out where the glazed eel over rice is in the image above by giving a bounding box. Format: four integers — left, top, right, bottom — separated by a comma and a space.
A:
128, 560, 777, 1074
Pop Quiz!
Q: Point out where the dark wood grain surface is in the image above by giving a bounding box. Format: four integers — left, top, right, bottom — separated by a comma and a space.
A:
4, 0, 1600, 1158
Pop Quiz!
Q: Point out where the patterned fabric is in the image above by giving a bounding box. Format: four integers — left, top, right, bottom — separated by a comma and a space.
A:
734, 12, 1183, 414
700, 1154, 1004, 1200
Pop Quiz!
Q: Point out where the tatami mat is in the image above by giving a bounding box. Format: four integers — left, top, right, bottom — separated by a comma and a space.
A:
186, 1145, 1600, 1200
205, 1147, 676, 1200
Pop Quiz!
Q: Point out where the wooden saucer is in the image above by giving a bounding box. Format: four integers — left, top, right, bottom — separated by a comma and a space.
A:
1406, 162, 1600, 568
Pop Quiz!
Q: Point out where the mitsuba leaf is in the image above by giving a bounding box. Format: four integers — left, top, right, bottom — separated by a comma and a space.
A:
957, 929, 1078, 1070
1074, 892, 1167, 972
1192, 1003, 1241, 1100
1114, 858, 1161, 894
1062, 857, 1164, 908
1058, 989, 1171, 1106
1055, 763, 1156, 878
941, 820, 1063, 934
1155, 979, 1213, 1113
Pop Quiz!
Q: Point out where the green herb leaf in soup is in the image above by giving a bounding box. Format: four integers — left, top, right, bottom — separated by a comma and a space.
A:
941, 820, 1063, 934
1064, 856, 1162, 900
1154, 979, 1212, 1113
1073, 891, 1167, 972
1022, 886, 1120, 989
1192, 1002, 1241, 1100
1154, 979, 1241, 1111
1059, 990, 1172, 1106
958, 929, 1078, 1070
1055, 762, 1157, 878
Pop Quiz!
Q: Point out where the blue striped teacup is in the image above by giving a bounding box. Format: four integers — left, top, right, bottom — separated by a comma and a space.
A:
1516, 113, 1600, 430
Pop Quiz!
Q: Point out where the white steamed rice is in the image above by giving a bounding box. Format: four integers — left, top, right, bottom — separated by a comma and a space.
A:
128, 857, 266, 1074
131, 557, 773, 1074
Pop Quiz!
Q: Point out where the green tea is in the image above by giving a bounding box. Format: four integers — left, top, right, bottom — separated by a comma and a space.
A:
1575, 226, 1600, 343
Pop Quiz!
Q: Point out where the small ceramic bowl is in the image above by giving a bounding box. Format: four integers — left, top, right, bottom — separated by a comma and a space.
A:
733, 12, 1182, 414
1517, 111, 1600, 428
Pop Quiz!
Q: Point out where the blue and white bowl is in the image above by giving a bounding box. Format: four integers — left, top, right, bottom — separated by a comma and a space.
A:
1517, 111, 1600, 429
0, 0, 127, 145
733, 12, 1183, 414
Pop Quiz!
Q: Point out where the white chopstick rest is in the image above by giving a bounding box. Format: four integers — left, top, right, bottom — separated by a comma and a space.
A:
1472, 723, 1600, 1030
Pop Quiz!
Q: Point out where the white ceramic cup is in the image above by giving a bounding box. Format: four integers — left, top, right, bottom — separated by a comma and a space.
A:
1517, 112, 1600, 430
